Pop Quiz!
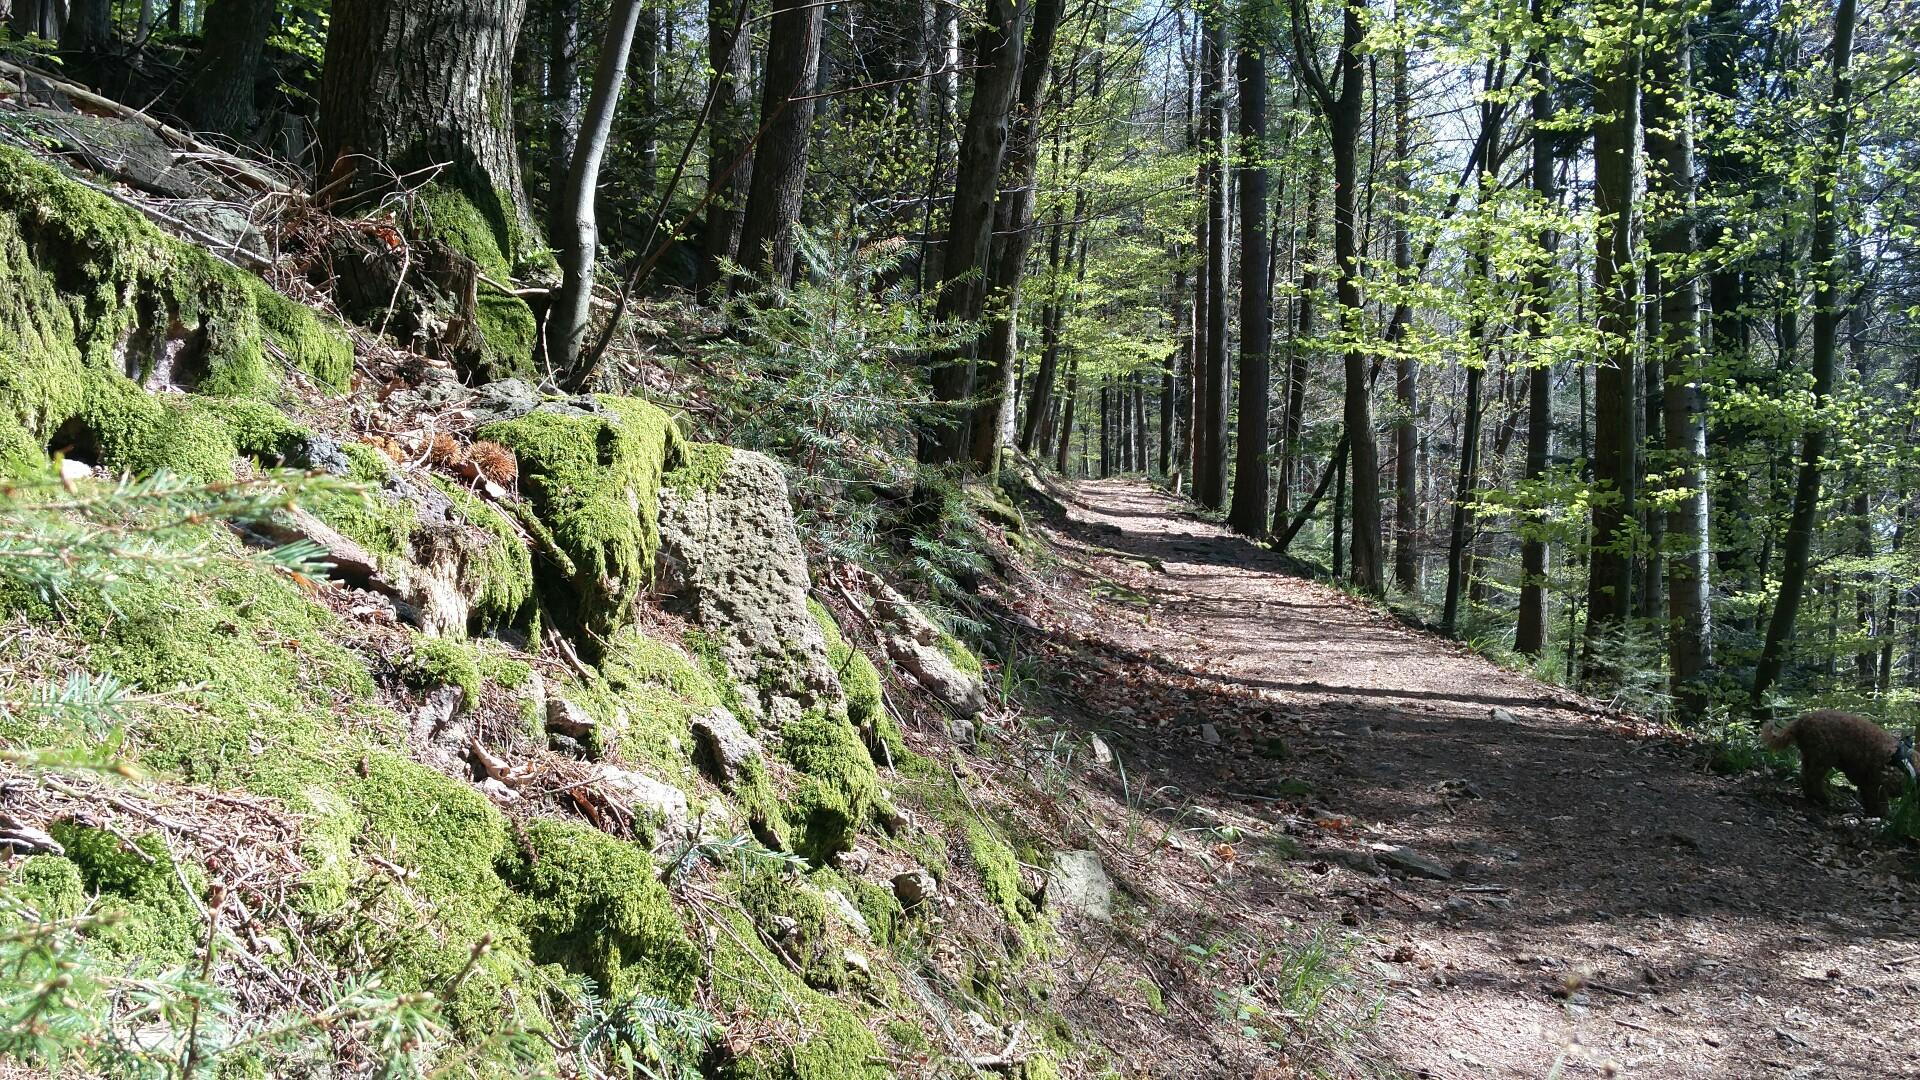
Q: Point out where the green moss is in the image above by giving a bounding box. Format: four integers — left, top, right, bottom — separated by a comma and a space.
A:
779, 708, 880, 865
0, 146, 352, 482
7, 854, 85, 921
814, 867, 905, 950
966, 822, 1038, 947
478, 397, 683, 652
663, 441, 734, 494
706, 899, 888, 1080
430, 474, 536, 630
49, 825, 200, 964
415, 184, 537, 381
936, 632, 984, 679
413, 636, 484, 710
562, 624, 724, 776
501, 819, 701, 1002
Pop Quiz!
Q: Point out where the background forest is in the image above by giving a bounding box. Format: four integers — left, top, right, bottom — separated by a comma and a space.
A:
4, 0, 1920, 1074
7, 0, 1917, 732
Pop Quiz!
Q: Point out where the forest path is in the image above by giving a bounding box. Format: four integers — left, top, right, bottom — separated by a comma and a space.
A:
1030, 477, 1920, 1080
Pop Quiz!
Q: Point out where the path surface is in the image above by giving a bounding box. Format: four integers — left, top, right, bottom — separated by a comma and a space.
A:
1032, 479, 1920, 1079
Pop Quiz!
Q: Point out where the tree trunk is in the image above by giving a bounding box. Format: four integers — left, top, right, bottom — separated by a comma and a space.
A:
1228, 40, 1271, 536
1752, 0, 1856, 711
1390, 43, 1419, 591
1275, 177, 1320, 533
735, 0, 825, 287
545, 0, 583, 244
1645, 10, 1712, 718
545, 0, 644, 380
63, 0, 111, 51
923, 0, 1028, 463
321, 0, 535, 241
1581, 0, 1642, 679
698, 0, 754, 294
1196, 16, 1230, 509
184, 0, 275, 138
968, 0, 1068, 474
11, 0, 62, 40
1516, 0, 1557, 656
1055, 356, 1079, 474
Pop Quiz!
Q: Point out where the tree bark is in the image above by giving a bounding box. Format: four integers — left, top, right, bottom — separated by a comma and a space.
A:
63, 0, 111, 51
1645, 10, 1712, 718
968, 0, 1068, 473
697, 0, 753, 294
545, 0, 644, 381
1582, 0, 1643, 679
545, 0, 582, 244
185, 0, 276, 138
1228, 41, 1271, 536
1196, 16, 1230, 509
735, 0, 825, 288
1516, 0, 1558, 657
1390, 42, 1420, 591
10, 0, 62, 40
923, 0, 1028, 463
1055, 355, 1080, 474
1752, 0, 1856, 711
1274, 176, 1320, 533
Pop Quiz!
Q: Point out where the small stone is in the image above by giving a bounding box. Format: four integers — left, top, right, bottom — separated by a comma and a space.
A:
1491, 707, 1518, 724
598, 766, 690, 834
1199, 722, 1222, 745
820, 888, 871, 940
943, 715, 976, 744
57, 457, 92, 484
874, 801, 910, 835
1088, 733, 1114, 767
1046, 850, 1113, 921
545, 696, 598, 740
842, 949, 871, 979
1376, 845, 1454, 881
479, 778, 520, 803
691, 706, 762, 787
893, 869, 939, 910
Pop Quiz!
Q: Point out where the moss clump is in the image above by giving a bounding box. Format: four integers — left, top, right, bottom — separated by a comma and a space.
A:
937, 632, 984, 679
48, 825, 200, 964
7, 854, 85, 921
779, 708, 880, 865
415, 184, 537, 381
413, 636, 484, 710
706, 900, 888, 1080
663, 440, 734, 494
478, 397, 683, 651
562, 624, 724, 777
306, 444, 418, 559
430, 474, 536, 630
0, 146, 352, 480
814, 867, 905, 950
501, 819, 701, 1002
966, 822, 1039, 950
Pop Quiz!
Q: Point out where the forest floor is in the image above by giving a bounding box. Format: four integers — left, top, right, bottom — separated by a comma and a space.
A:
1009, 477, 1920, 1079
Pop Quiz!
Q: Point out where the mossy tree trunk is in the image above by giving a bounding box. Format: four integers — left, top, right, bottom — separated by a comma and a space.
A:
185, 0, 277, 138
319, 0, 537, 266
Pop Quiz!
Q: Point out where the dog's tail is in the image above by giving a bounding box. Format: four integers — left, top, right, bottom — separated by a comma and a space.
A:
1760, 716, 1799, 752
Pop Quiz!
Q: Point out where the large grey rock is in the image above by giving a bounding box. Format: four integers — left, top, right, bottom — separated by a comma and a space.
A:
655, 447, 843, 730
598, 765, 691, 839
1375, 844, 1453, 881
1046, 850, 1112, 921
837, 564, 990, 717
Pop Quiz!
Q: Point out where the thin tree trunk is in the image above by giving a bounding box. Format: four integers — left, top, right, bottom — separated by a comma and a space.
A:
1390, 43, 1419, 591
698, 0, 753, 294
1752, 0, 1857, 710
1646, 10, 1712, 717
1275, 176, 1320, 533
1196, 16, 1230, 508
1228, 40, 1272, 535
545, 0, 644, 379
735, 0, 825, 288
546, 0, 583, 243
1517, 4, 1558, 655
1055, 357, 1080, 474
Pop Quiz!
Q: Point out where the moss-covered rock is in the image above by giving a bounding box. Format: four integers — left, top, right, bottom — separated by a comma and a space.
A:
780, 708, 880, 865
0, 145, 352, 478
501, 819, 702, 1002
429, 474, 536, 630
412, 636, 484, 709
415, 185, 538, 382
479, 396, 684, 652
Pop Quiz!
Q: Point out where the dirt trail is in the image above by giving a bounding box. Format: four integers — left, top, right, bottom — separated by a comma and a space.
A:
1033, 478, 1920, 1079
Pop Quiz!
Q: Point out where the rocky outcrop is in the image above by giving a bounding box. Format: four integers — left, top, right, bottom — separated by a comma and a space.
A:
656, 444, 844, 731
834, 564, 990, 717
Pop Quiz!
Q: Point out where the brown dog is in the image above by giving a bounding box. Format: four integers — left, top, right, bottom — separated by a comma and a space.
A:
1762, 710, 1917, 817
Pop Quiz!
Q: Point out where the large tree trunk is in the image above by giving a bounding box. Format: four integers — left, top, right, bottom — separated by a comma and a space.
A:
10, 0, 62, 41
735, 0, 825, 288
185, 0, 276, 138
545, 0, 644, 381
923, 0, 1028, 464
1228, 40, 1271, 536
699, 0, 753, 295
1645, 10, 1712, 718
1055, 356, 1080, 474
1516, 0, 1558, 657
545, 0, 582, 244
63, 0, 111, 51
1752, 0, 1856, 710
1581, 0, 1643, 679
321, 0, 534, 241
1196, 17, 1230, 509
967, 0, 1068, 474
